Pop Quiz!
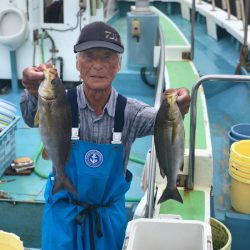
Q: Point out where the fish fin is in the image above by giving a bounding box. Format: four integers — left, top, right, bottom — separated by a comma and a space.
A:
45, 109, 53, 130
42, 147, 50, 160
34, 110, 39, 126
160, 168, 165, 178
180, 160, 184, 172
172, 122, 178, 144
52, 175, 77, 195
157, 186, 183, 204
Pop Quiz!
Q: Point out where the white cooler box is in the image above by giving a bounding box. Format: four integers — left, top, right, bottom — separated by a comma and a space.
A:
123, 218, 212, 250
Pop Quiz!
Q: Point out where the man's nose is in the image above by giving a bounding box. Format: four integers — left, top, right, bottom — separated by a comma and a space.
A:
92, 57, 105, 68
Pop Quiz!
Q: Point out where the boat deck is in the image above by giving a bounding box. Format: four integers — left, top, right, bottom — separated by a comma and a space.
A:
159, 189, 205, 221
152, 6, 207, 150
0, 1, 249, 249
149, 6, 210, 224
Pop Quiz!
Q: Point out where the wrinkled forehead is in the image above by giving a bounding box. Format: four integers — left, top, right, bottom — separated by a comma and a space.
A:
80, 48, 118, 56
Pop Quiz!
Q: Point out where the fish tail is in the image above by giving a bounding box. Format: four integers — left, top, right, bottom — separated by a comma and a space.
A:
157, 186, 183, 204
52, 175, 77, 195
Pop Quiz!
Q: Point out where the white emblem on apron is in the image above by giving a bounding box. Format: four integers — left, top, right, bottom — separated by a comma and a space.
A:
85, 149, 103, 168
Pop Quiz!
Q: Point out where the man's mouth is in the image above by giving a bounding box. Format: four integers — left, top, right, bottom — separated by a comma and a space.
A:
91, 75, 105, 79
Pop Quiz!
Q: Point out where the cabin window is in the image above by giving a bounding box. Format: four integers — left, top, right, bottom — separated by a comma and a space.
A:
43, 0, 64, 23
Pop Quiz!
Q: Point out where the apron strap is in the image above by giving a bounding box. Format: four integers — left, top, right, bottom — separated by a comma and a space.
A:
114, 94, 127, 133
68, 198, 110, 250
112, 94, 127, 144
67, 87, 79, 128
67, 87, 127, 141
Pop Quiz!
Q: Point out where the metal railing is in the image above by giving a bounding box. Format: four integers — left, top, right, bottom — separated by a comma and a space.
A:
145, 26, 165, 218
191, 0, 196, 59
187, 74, 250, 189
192, 0, 249, 71
199, 0, 250, 25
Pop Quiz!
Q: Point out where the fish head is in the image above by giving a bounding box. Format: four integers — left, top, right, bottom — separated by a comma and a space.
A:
165, 91, 177, 105
163, 91, 179, 121
38, 68, 59, 101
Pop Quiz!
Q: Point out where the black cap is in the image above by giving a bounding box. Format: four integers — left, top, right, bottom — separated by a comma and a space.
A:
74, 21, 124, 53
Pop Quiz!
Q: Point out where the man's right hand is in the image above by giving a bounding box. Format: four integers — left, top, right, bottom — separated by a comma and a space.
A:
22, 63, 53, 96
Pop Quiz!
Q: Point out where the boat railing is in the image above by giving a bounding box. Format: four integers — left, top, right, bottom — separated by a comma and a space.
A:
187, 74, 250, 189
145, 25, 165, 218
197, 0, 250, 27
190, 0, 250, 60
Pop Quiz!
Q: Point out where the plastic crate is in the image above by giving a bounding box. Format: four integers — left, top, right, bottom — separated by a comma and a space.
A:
0, 116, 20, 177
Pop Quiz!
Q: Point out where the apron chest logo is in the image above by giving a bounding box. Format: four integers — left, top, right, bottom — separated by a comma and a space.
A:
85, 149, 103, 168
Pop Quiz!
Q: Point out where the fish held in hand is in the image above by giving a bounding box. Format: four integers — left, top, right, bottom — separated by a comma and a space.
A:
35, 68, 76, 194
154, 92, 184, 204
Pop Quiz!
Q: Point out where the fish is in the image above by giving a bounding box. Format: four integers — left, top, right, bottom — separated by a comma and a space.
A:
35, 67, 76, 194
154, 91, 184, 204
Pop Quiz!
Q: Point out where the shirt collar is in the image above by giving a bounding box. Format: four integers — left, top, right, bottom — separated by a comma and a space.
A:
78, 84, 117, 117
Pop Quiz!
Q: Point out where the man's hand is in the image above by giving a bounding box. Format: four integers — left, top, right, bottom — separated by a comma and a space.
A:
165, 88, 191, 117
22, 63, 53, 96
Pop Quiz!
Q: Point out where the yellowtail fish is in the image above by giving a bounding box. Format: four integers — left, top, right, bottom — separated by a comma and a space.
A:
154, 92, 184, 204
35, 68, 76, 194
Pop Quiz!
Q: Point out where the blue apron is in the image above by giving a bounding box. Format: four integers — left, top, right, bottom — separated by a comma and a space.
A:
42, 90, 132, 250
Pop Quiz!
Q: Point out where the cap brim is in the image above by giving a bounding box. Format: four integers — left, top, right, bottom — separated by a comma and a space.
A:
74, 41, 124, 53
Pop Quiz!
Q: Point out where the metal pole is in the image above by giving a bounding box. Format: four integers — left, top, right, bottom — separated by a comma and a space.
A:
145, 26, 165, 218
240, 0, 245, 27
187, 74, 250, 190
90, 0, 96, 16
225, 0, 231, 20
211, 0, 216, 11
243, 0, 249, 46
96, 0, 101, 9
221, 0, 227, 10
10, 50, 18, 93
145, 142, 157, 218
135, 0, 150, 9
191, 0, 196, 60
134, 0, 151, 13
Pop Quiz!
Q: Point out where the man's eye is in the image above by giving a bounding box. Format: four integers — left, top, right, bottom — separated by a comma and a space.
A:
104, 55, 112, 60
84, 54, 93, 61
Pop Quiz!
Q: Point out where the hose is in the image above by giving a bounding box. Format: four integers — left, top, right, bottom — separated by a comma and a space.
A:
140, 67, 155, 88
32, 41, 36, 66
40, 31, 45, 64
126, 198, 141, 202
129, 155, 145, 165
56, 56, 64, 80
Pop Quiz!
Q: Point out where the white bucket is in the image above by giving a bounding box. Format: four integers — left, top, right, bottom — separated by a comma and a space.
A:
123, 218, 212, 250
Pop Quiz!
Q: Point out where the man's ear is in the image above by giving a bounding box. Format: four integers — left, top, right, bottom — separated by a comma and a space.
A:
76, 55, 80, 71
117, 56, 122, 72
117, 64, 121, 72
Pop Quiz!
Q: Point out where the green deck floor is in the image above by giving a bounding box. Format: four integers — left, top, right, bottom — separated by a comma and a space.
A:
159, 190, 205, 221
151, 6, 188, 46
152, 6, 207, 150
166, 61, 206, 149
152, 5, 207, 222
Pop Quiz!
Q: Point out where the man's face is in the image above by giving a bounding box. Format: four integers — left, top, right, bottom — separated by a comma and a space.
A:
76, 48, 121, 91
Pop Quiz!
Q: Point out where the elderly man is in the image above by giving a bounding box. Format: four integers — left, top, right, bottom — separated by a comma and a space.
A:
20, 21, 191, 250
